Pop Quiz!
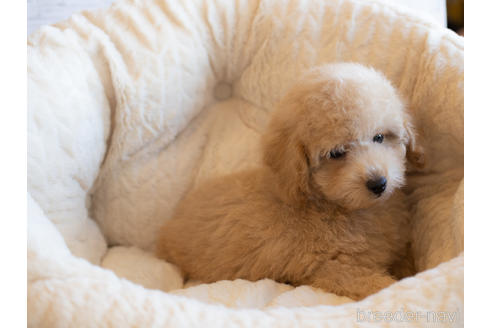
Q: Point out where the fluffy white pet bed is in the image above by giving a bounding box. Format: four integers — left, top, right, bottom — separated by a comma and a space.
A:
28, 0, 463, 326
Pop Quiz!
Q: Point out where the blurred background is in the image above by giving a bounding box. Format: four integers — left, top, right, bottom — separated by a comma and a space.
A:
27, 0, 114, 35
27, 0, 464, 36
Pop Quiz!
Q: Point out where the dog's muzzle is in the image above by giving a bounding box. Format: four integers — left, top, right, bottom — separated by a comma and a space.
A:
366, 176, 387, 196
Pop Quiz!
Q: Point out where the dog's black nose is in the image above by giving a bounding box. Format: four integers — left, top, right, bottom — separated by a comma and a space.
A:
366, 176, 387, 196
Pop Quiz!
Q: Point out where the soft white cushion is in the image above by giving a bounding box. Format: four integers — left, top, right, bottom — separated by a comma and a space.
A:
28, 0, 463, 326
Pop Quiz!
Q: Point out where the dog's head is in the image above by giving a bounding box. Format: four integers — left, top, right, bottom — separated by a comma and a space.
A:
263, 63, 423, 210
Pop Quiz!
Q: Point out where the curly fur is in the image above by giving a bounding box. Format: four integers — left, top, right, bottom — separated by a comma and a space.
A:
156, 63, 422, 300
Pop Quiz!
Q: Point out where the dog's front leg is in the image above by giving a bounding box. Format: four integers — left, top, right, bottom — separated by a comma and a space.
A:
306, 261, 396, 301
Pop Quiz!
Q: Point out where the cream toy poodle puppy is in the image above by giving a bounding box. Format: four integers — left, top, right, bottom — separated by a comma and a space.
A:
156, 63, 423, 300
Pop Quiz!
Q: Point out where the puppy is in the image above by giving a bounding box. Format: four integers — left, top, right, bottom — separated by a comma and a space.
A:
156, 63, 421, 300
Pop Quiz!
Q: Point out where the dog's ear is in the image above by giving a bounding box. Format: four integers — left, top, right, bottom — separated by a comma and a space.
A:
403, 113, 425, 169
262, 114, 311, 204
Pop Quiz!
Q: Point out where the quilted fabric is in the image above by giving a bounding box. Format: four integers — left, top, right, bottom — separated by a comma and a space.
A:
27, 0, 463, 326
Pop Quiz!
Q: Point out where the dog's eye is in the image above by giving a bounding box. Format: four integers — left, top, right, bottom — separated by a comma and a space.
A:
329, 149, 346, 159
373, 133, 384, 143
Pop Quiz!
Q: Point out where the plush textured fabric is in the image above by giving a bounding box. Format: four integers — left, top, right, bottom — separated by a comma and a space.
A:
27, 0, 463, 326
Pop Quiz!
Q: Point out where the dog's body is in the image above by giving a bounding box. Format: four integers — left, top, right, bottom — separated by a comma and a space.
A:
157, 63, 421, 300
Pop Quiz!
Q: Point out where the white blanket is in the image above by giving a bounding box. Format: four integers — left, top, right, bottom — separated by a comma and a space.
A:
28, 0, 463, 326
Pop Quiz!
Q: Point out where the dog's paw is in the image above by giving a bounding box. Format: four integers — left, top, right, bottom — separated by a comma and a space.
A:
311, 272, 396, 301
348, 274, 396, 300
